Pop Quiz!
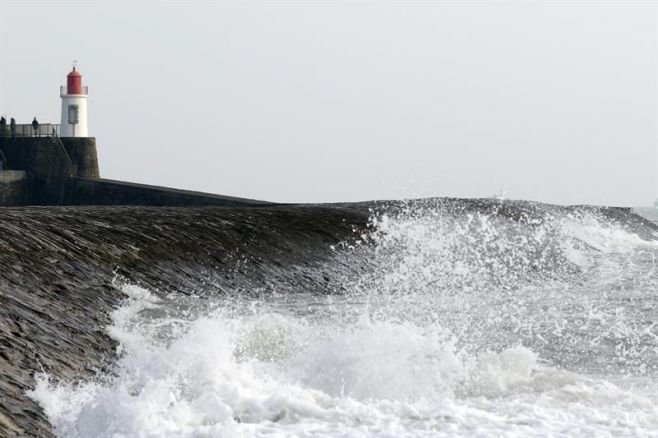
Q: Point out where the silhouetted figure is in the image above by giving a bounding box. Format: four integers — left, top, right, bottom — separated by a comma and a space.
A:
10, 118, 16, 137
0, 117, 6, 137
32, 118, 39, 137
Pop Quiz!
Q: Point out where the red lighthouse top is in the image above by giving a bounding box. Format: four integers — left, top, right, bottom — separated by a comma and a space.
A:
66, 67, 83, 95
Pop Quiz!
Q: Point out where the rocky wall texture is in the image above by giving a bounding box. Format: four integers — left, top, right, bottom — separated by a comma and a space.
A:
0, 172, 29, 206
60, 138, 99, 178
0, 138, 74, 204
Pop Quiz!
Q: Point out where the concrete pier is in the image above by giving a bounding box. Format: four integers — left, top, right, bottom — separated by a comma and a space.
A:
65, 177, 272, 207
0, 136, 270, 207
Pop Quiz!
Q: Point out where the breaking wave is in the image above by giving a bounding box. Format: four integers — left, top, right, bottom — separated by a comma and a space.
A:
27, 200, 658, 437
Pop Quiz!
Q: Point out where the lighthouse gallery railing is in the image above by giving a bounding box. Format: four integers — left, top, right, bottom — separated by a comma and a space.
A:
60, 86, 88, 96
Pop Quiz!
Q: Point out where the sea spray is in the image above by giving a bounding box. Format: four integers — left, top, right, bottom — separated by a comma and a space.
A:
29, 202, 658, 436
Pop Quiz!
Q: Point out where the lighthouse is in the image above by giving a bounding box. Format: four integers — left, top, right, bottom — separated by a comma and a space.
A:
60, 66, 89, 137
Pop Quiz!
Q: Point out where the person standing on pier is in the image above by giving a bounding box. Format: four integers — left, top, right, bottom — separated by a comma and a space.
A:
10, 118, 16, 137
32, 118, 40, 137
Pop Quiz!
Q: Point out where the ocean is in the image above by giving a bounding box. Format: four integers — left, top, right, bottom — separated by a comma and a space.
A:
7, 200, 658, 436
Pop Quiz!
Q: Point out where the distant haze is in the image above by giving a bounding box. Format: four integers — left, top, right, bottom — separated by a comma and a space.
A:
1, 0, 656, 206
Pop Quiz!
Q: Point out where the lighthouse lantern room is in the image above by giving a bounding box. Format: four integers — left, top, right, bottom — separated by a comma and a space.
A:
60, 66, 89, 137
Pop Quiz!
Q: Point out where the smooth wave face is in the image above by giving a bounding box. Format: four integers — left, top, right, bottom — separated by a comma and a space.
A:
27, 200, 658, 437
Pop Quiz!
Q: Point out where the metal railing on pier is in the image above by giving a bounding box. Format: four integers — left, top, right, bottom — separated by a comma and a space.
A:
0, 124, 61, 137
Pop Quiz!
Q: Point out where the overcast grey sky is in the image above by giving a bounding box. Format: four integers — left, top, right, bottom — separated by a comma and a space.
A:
1, 0, 656, 205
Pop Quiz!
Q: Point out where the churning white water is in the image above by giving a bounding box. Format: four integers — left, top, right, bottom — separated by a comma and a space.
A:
30, 204, 658, 437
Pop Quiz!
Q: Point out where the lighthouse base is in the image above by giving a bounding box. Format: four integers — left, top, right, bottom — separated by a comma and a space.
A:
61, 137, 100, 178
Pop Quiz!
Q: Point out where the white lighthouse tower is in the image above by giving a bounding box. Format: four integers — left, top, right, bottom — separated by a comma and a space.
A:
60, 66, 89, 137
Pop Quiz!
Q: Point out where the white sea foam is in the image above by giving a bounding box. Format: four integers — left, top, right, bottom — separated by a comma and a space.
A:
561, 212, 658, 253
29, 205, 658, 437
